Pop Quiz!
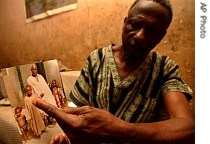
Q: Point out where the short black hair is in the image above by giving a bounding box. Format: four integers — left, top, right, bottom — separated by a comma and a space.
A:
129, 0, 173, 27
14, 106, 22, 113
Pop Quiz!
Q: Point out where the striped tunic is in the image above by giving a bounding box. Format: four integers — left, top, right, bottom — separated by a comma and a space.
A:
70, 44, 192, 123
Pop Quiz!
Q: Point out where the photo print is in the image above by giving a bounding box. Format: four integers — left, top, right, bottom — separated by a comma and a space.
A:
0, 59, 67, 143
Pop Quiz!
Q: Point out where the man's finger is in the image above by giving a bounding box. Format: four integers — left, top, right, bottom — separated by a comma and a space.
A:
32, 98, 58, 116
61, 105, 92, 115
61, 133, 71, 144
48, 136, 59, 144
32, 98, 77, 125
61, 106, 80, 114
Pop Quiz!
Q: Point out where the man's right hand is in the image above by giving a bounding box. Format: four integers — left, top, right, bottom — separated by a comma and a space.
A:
48, 133, 70, 144
32, 98, 131, 144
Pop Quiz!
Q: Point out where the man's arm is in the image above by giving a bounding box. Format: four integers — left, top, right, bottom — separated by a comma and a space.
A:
124, 91, 194, 144
32, 91, 194, 144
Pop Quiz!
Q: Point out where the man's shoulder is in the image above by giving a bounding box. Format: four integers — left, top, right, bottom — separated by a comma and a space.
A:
20, 114, 26, 118
37, 74, 43, 77
90, 44, 111, 54
88, 44, 112, 60
27, 75, 33, 80
151, 51, 168, 59
151, 51, 176, 65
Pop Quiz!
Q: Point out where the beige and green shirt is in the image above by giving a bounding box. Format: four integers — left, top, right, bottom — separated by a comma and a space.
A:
70, 44, 192, 123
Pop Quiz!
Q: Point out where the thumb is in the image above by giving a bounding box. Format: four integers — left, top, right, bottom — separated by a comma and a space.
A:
32, 98, 67, 120
61, 106, 93, 115
61, 106, 82, 115
33, 98, 79, 127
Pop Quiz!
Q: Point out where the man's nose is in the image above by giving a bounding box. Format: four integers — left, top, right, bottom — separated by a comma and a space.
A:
134, 28, 146, 41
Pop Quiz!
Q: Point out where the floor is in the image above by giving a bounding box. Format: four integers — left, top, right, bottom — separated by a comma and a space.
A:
24, 123, 63, 144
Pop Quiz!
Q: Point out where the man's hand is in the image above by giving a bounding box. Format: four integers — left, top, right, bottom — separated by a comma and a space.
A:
32, 98, 130, 144
48, 133, 70, 144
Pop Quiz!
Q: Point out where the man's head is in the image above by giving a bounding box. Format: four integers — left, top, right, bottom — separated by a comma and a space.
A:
31, 64, 38, 77
14, 106, 22, 116
129, 0, 173, 27
25, 85, 33, 96
52, 79, 57, 87
122, 0, 172, 61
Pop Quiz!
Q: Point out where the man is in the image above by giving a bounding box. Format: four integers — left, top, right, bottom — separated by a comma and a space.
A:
24, 85, 45, 137
33, 0, 195, 143
51, 79, 67, 108
27, 64, 57, 107
14, 106, 30, 141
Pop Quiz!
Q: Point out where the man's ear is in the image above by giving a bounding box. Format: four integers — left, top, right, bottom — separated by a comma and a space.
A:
124, 17, 127, 23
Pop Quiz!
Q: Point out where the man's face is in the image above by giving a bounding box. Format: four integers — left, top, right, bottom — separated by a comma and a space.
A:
15, 108, 21, 117
122, 0, 170, 60
52, 80, 57, 87
31, 66, 37, 76
25, 86, 32, 96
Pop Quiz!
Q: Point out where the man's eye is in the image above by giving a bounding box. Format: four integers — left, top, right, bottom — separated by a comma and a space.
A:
146, 27, 159, 34
146, 27, 154, 33
130, 23, 142, 30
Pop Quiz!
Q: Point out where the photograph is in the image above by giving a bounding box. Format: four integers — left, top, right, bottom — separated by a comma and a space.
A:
0, 60, 66, 143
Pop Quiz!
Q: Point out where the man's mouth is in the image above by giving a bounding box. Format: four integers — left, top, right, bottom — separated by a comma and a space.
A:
126, 41, 145, 55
